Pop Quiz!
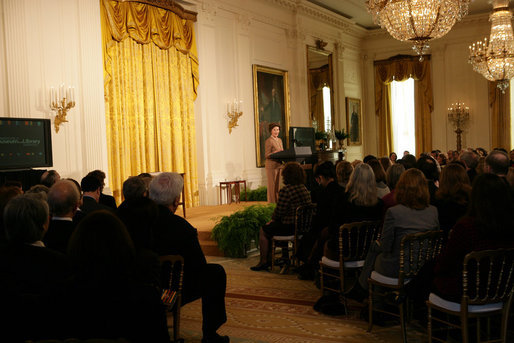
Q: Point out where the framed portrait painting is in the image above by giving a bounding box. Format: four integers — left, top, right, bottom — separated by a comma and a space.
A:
252, 65, 290, 167
346, 97, 362, 146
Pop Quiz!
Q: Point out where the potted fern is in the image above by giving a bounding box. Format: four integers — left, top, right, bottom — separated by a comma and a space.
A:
334, 129, 349, 150
211, 204, 275, 257
315, 130, 328, 151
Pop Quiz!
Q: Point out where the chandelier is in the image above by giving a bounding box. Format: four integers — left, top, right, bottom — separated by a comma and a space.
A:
469, 0, 514, 93
367, 0, 471, 57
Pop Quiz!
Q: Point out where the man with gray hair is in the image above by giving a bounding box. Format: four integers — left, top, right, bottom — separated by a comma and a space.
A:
459, 150, 478, 183
149, 172, 229, 343
44, 180, 80, 253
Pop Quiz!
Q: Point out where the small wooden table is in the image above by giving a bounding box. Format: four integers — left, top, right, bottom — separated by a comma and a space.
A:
219, 180, 247, 204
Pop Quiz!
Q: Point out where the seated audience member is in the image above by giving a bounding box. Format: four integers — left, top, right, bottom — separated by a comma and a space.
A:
485, 149, 510, 177
117, 195, 160, 286
118, 176, 160, 285
459, 150, 478, 183
347, 168, 439, 302
323, 163, 383, 261
510, 149, 514, 166
40, 170, 60, 188
251, 162, 312, 271
379, 156, 392, 173
65, 178, 85, 224
403, 150, 410, 156
434, 164, 471, 238
335, 161, 353, 188
476, 147, 488, 157
363, 155, 377, 163
0, 186, 24, 249
25, 184, 49, 201
43, 180, 80, 253
121, 176, 148, 202
432, 174, 514, 302
389, 152, 397, 164
87, 170, 117, 209
416, 155, 439, 204
149, 173, 229, 343
55, 211, 169, 342
0, 195, 71, 341
507, 167, 514, 189
367, 159, 390, 198
436, 153, 447, 167
399, 153, 416, 170
79, 175, 114, 216
381, 163, 405, 215
297, 161, 344, 279
138, 172, 154, 191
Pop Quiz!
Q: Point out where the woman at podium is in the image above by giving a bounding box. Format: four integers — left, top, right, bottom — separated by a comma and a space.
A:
265, 123, 283, 203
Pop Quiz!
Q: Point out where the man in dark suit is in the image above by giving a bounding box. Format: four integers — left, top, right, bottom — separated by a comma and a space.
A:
149, 172, 229, 343
86, 170, 117, 209
43, 180, 80, 253
79, 175, 114, 216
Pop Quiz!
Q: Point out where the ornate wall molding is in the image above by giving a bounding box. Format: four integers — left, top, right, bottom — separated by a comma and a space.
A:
117, 0, 198, 20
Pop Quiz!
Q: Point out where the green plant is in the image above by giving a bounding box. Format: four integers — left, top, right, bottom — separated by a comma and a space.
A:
211, 204, 275, 257
315, 130, 328, 140
240, 186, 267, 201
334, 129, 349, 141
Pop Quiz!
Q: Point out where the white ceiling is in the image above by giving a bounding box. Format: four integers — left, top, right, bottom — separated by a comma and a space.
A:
307, 0, 494, 29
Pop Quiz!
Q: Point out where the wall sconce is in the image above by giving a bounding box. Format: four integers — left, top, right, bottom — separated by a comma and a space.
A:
50, 84, 75, 133
227, 99, 243, 134
447, 102, 470, 151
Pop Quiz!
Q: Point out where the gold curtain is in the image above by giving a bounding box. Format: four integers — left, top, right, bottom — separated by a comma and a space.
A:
101, 0, 199, 206
488, 81, 511, 149
374, 56, 433, 157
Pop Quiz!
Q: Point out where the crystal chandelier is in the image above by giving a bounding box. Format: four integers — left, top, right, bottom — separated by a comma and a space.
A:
367, 0, 470, 57
469, 0, 514, 93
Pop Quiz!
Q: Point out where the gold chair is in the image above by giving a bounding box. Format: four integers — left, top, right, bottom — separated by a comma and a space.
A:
319, 220, 382, 308
427, 248, 514, 343
367, 230, 444, 343
159, 255, 184, 343
271, 203, 316, 273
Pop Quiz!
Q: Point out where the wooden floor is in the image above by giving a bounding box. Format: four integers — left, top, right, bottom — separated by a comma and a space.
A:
181, 201, 268, 256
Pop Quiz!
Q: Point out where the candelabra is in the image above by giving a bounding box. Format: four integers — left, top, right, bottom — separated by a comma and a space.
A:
447, 102, 470, 151
50, 84, 75, 133
227, 99, 243, 134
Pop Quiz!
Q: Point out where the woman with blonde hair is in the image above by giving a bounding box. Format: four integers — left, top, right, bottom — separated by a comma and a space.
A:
347, 168, 439, 302
324, 163, 383, 260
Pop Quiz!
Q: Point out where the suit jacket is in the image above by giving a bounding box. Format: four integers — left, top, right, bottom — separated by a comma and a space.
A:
80, 196, 114, 216
374, 204, 439, 277
99, 192, 117, 210
43, 219, 76, 254
152, 205, 206, 290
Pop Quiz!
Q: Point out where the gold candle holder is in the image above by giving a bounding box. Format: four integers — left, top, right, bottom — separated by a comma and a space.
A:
50, 84, 75, 133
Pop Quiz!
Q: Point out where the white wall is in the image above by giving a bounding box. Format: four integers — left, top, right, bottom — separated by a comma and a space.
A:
192, 0, 366, 204
362, 13, 492, 156
0, 0, 109, 187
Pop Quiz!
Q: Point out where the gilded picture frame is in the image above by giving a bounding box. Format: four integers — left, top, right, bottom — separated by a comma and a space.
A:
346, 97, 362, 146
252, 65, 290, 167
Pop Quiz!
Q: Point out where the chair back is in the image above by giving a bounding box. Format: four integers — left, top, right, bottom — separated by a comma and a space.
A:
159, 255, 184, 308
462, 248, 514, 306
338, 221, 382, 265
294, 203, 317, 237
399, 230, 444, 284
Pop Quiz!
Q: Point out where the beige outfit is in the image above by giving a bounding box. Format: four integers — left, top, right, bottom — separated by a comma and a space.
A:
264, 136, 283, 203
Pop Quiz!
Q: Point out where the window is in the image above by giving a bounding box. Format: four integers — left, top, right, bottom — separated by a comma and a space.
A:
322, 85, 332, 131
391, 78, 415, 154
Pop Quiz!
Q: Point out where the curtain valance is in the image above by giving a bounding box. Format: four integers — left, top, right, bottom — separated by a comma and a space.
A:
101, 0, 199, 98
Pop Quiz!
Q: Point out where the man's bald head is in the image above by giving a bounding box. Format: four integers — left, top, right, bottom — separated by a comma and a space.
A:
47, 180, 80, 217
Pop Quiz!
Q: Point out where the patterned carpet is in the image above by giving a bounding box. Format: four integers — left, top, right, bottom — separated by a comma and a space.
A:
172, 253, 428, 343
